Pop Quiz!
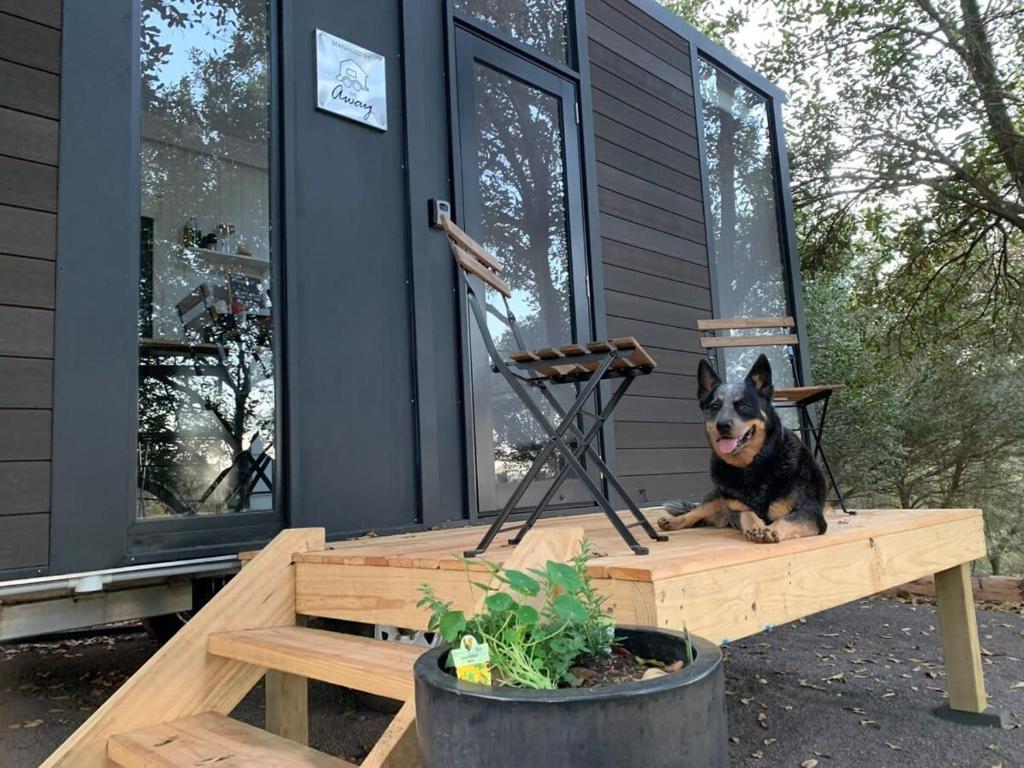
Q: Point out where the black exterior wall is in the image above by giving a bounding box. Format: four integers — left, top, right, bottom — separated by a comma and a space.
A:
279, 0, 423, 538
0, 0, 61, 580
589, 0, 715, 505
0, 0, 807, 580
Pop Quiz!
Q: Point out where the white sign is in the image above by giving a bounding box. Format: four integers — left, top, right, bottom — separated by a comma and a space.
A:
315, 29, 387, 131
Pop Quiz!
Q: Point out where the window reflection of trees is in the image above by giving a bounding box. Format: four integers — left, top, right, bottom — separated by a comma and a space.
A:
471, 64, 580, 503
700, 61, 795, 386
137, 0, 273, 519
456, 0, 569, 62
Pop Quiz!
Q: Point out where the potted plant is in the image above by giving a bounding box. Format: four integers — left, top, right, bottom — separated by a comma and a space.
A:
414, 543, 727, 768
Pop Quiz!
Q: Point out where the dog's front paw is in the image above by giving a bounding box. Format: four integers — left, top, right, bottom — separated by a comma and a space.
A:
744, 526, 779, 544
657, 516, 676, 531
662, 499, 698, 517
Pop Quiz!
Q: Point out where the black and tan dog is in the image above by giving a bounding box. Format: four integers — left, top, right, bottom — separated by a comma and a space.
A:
657, 354, 827, 544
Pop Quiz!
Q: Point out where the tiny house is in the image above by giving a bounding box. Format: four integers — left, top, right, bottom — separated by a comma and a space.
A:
0, 0, 810, 636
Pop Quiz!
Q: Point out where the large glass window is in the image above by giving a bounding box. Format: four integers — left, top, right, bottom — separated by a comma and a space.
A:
699, 59, 796, 387
136, 0, 274, 519
455, 0, 569, 62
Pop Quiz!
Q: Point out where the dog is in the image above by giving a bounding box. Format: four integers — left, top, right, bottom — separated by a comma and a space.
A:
657, 354, 827, 544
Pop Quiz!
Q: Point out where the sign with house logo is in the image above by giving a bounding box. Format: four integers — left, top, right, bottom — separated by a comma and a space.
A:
315, 29, 387, 131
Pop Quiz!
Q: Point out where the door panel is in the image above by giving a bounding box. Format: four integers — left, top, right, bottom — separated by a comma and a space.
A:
453, 28, 593, 515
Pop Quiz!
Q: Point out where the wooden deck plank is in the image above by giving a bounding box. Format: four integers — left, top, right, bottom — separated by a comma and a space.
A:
208, 627, 422, 702
653, 515, 986, 644
294, 509, 981, 582
294, 510, 986, 642
107, 712, 352, 768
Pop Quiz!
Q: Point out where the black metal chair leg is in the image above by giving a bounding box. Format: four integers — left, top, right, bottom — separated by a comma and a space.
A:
544, 428, 650, 555
800, 394, 852, 516
509, 377, 631, 545
464, 354, 615, 558
510, 373, 651, 554
533, 378, 666, 544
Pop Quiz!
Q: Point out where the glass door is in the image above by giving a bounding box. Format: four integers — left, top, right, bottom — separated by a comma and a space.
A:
453, 27, 593, 516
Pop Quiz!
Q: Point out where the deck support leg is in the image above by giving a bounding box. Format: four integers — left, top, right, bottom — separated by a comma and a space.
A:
933, 563, 1007, 727
265, 669, 309, 745
362, 700, 420, 768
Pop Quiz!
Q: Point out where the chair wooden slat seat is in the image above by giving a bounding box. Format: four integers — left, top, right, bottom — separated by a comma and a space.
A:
773, 384, 844, 404
508, 337, 656, 380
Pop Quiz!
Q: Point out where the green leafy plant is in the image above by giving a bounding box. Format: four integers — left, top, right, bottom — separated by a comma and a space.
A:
417, 539, 615, 690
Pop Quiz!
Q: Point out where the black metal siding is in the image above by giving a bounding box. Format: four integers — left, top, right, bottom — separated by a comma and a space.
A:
587, 0, 713, 504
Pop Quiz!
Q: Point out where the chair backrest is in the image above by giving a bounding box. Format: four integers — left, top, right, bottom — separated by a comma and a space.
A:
441, 215, 513, 299
697, 316, 798, 350
442, 215, 541, 375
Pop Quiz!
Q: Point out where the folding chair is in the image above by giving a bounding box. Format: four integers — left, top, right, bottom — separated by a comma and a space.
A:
698, 317, 851, 514
439, 214, 667, 556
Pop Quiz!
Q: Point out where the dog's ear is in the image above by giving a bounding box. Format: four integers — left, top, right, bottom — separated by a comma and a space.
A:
745, 354, 774, 398
697, 358, 721, 400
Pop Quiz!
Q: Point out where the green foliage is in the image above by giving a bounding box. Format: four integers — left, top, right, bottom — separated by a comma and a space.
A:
417, 540, 614, 689
676, 0, 1024, 574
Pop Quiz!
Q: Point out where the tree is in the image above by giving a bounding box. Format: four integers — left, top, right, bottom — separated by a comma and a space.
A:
751, 0, 1023, 347
673, 0, 1024, 572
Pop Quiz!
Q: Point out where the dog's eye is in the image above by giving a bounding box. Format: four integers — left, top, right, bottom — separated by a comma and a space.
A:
709, 400, 722, 411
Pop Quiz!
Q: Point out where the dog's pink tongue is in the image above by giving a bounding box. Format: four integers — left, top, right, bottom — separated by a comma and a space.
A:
716, 437, 739, 454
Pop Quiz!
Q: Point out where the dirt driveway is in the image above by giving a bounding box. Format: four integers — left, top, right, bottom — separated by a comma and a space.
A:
2, 598, 1022, 767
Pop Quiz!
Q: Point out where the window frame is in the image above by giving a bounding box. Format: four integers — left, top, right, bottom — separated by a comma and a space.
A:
51, 0, 285, 571
444, 0, 612, 522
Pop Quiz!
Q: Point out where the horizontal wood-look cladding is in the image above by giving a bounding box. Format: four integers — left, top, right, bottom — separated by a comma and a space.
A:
588, 0, 712, 504
0, 0, 61, 574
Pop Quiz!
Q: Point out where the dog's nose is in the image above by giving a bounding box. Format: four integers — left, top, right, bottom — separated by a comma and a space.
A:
716, 420, 732, 436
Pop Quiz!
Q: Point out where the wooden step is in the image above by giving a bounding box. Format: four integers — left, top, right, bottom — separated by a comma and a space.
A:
107, 712, 353, 768
208, 626, 421, 701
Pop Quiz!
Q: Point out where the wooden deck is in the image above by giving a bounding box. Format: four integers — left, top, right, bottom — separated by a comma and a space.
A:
293, 507, 986, 645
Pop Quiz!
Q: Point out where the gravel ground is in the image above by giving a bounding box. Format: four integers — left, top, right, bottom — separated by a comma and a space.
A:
1, 598, 1022, 767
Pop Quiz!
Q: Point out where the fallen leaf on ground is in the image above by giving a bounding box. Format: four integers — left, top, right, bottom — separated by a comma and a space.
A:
801, 761, 819, 768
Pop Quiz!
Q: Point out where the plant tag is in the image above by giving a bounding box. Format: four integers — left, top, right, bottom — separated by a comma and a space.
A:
450, 634, 492, 685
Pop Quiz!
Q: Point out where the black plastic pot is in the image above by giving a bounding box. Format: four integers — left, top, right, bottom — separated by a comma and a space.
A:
413, 626, 727, 768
